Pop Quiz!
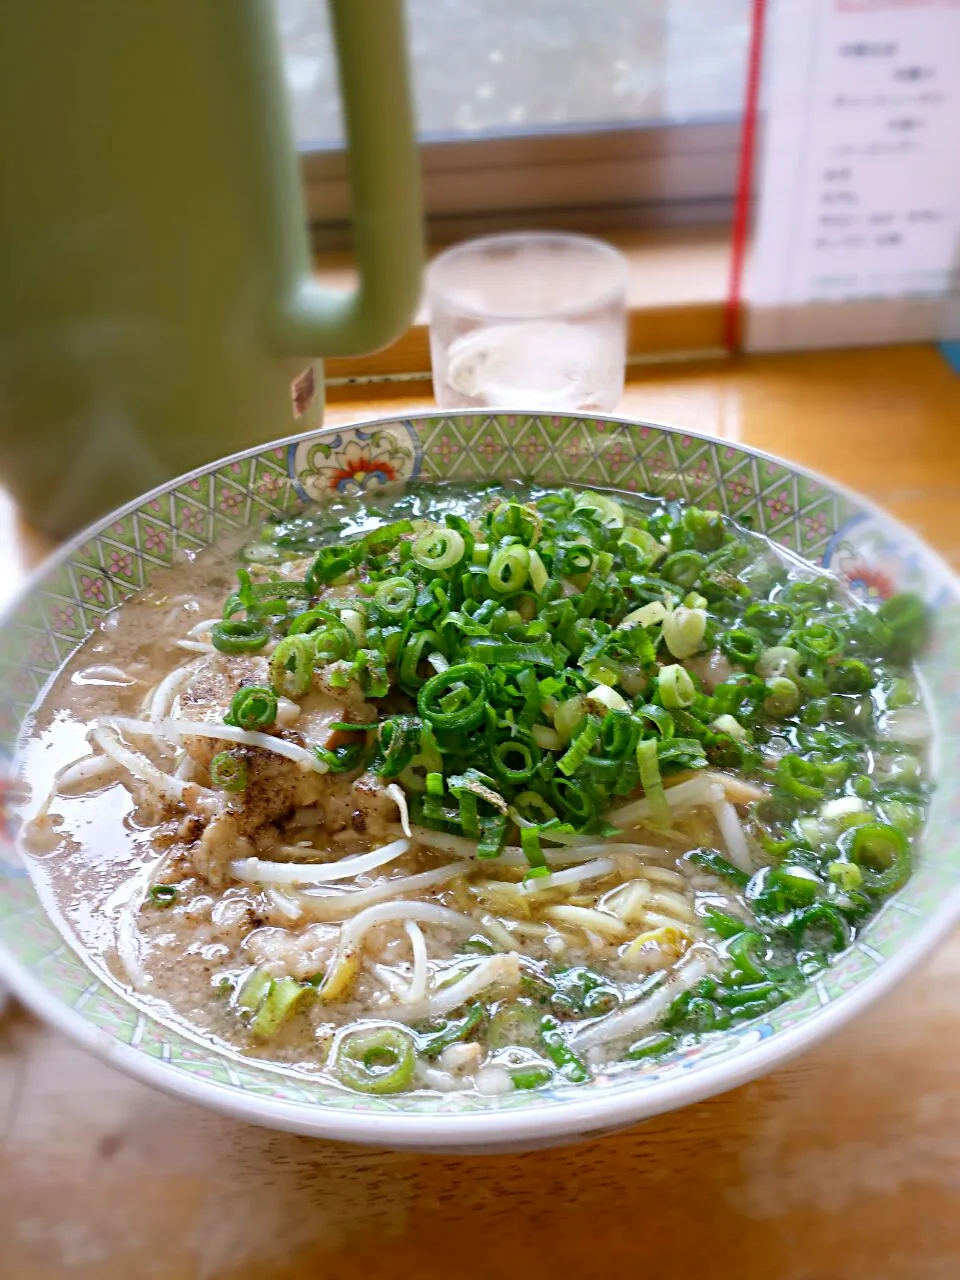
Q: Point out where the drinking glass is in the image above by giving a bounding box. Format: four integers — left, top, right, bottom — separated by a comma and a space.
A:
427, 233, 628, 412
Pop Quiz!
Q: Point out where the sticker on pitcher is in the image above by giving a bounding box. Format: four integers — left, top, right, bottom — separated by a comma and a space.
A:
291, 365, 317, 420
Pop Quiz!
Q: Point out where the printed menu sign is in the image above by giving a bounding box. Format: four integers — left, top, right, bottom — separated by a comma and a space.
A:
747, 0, 960, 350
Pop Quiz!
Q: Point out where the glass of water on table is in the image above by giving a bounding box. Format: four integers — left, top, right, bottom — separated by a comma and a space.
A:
427, 233, 628, 412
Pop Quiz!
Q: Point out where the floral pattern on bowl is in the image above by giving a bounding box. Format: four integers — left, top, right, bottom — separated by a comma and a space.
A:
0, 411, 957, 1150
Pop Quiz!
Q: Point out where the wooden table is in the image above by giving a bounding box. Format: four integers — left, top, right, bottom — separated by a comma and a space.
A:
3, 344, 960, 1280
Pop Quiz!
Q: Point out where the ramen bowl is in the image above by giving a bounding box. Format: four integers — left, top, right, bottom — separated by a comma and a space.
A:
1, 410, 958, 1151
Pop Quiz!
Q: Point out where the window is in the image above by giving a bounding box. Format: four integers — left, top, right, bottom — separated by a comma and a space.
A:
275, 0, 752, 243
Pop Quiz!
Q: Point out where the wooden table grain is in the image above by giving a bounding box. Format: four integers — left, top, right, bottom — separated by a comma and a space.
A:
3, 344, 960, 1280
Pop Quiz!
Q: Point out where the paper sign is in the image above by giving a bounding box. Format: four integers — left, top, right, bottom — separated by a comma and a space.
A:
747, 0, 960, 350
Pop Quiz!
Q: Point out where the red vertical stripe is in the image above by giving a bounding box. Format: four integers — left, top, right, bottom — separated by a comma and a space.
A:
724, 0, 769, 353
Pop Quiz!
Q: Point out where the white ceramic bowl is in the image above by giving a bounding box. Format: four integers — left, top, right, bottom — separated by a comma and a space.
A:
1, 410, 958, 1151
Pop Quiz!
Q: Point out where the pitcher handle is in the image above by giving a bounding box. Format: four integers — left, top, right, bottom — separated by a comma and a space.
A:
270, 0, 423, 357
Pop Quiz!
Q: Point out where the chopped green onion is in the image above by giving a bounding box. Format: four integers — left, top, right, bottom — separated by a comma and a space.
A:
527, 548, 549, 594
553, 695, 587, 743
636, 704, 675, 738
218, 484, 926, 1065
709, 713, 748, 742
682, 505, 726, 550
211, 619, 270, 654
148, 884, 178, 907
210, 751, 249, 792
418, 663, 490, 732
768, 863, 821, 906
661, 550, 706, 590
490, 500, 543, 544
625, 1031, 676, 1061
235, 967, 271, 1012
621, 525, 665, 563
377, 716, 422, 778
487, 999, 543, 1048
547, 775, 597, 825
885, 676, 918, 709
477, 813, 508, 858
531, 723, 564, 751
776, 754, 826, 802
355, 647, 389, 698
795, 622, 841, 661
763, 676, 800, 718
879, 798, 923, 835
521, 824, 546, 870
488, 545, 530, 594
289, 607, 336, 636
557, 543, 594, 577
511, 792, 558, 826
743, 602, 796, 639
339, 608, 367, 648
756, 645, 801, 681
657, 664, 696, 709
397, 629, 441, 691
452, 785, 477, 839
225, 684, 278, 730
844, 822, 911, 894
269, 634, 315, 699
312, 621, 355, 665
725, 931, 769, 984
700, 906, 747, 939
334, 1026, 416, 1094
828, 658, 875, 694
790, 903, 849, 953
449, 769, 508, 816
306, 547, 355, 592
359, 518, 415, 555
719, 626, 764, 669
315, 738, 367, 773
621, 600, 668, 629
636, 737, 669, 825
819, 795, 869, 831
539, 1015, 590, 1084
251, 976, 311, 1038
574, 489, 625, 528
827, 860, 863, 891
874, 593, 924, 633
662, 606, 707, 660
511, 1066, 553, 1089
557, 715, 600, 776
876, 592, 930, 660
492, 738, 541, 783
586, 684, 631, 715
784, 578, 833, 608
419, 1004, 485, 1060
412, 526, 466, 572
657, 737, 707, 770
688, 848, 750, 889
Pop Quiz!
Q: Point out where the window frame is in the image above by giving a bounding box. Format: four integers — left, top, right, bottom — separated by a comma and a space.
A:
303, 119, 741, 248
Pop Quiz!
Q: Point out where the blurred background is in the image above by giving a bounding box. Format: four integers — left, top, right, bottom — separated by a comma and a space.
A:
277, 0, 750, 245
280, 0, 748, 140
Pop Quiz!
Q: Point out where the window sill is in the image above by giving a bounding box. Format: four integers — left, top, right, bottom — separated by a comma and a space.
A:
319, 227, 730, 391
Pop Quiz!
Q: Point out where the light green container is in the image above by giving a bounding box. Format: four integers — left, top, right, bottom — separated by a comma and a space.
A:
0, 1, 423, 536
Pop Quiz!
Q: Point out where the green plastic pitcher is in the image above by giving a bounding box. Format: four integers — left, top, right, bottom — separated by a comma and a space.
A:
0, 1, 423, 536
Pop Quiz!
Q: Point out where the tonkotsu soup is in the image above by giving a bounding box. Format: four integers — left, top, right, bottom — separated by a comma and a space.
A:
14, 484, 932, 1097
